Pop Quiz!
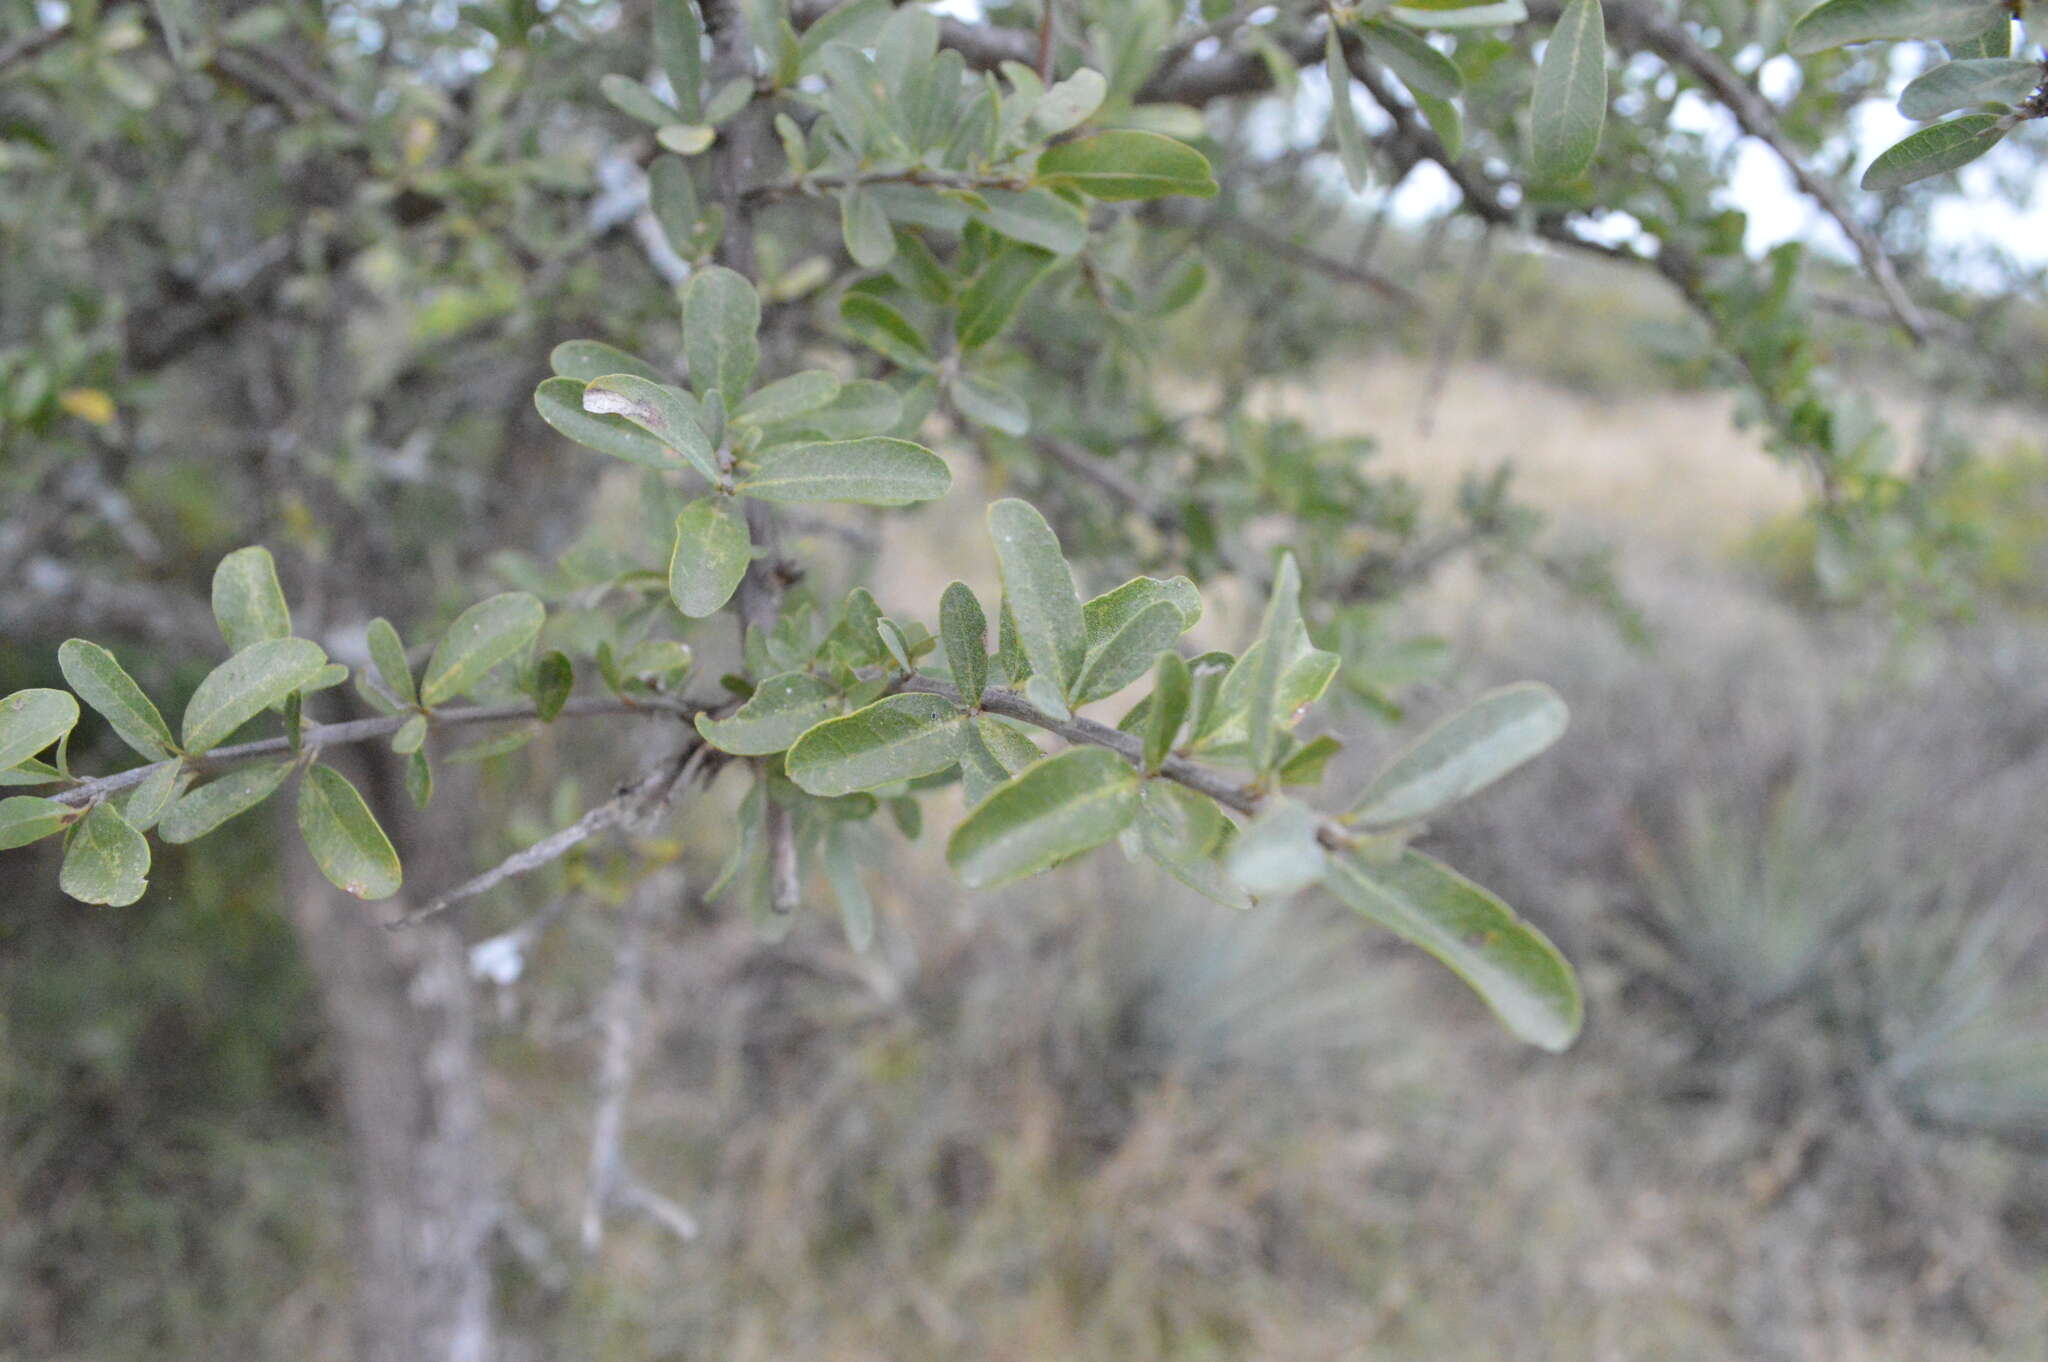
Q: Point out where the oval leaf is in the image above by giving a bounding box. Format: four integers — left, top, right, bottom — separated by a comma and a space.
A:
1326, 30, 1375, 193
1244, 552, 1304, 774
582, 374, 721, 483
1859, 112, 2008, 189
682, 264, 761, 406
1035, 130, 1219, 200
1787, 0, 2011, 54
0, 794, 73, 850
180, 639, 327, 754
840, 184, 897, 268
550, 339, 664, 383
784, 692, 964, 797
1349, 682, 1567, 827
58, 639, 177, 760
946, 746, 1140, 889
366, 617, 417, 707
1324, 847, 1581, 1051
1142, 651, 1192, 774
535, 376, 686, 470
58, 802, 150, 906
669, 497, 753, 618
1897, 57, 2041, 119
940, 582, 989, 708
1530, 0, 1607, 184
735, 369, 842, 426
159, 761, 294, 844
694, 673, 838, 756
419, 593, 546, 708
988, 499, 1087, 702
297, 763, 403, 900
736, 437, 951, 505
1361, 19, 1464, 99
1226, 797, 1328, 898
1072, 600, 1184, 705
211, 545, 293, 655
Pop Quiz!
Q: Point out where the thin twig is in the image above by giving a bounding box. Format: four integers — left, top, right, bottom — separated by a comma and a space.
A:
45, 694, 697, 809
0, 21, 68, 75
1199, 211, 1424, 311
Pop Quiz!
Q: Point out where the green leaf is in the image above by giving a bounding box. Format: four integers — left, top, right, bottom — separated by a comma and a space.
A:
122, 757, 183, 833
1324, 847, 1581, 1051
1278, 733, 1343, 787
1860, 111, 2007, 188
534, 651, 574, 721
1032, 66, 1108, 133
947, 747, 1140, 889
1530, 0, 1606, 183
694, 673, 838, 755
1389, 1, 1529, 28
1142, 652, 1192, 773
1226, 797, 1327, 898
1787, 0, 2011, 53
758, 378, 902, 442
366, 617, 417, 707
973, 188, 1090, 256
960, 715, 1042, 804
600, 72, 678, 125
0, 795, 73, 850
418, 593, 546, 708
535, 377, 687, 470
988, 499, 1086, 704
57, 639, 176, 760
581, 374, 721, 484
406, 750, 433, 809
1348, 682, 1569, 827
823, 824, 875, 951
736, 370, 842, 426
736, 437, 951, 505
1360, 19, 1463, 98
1244, 552, 1304, 774
211, 545, 292, 654
1414, 89, 1465, 158
1035, 130, 1219, 200
957, 243, 1057, 349
657, 123, 716, 155
1083, 575, 1202, 642
669, 497, 753, 618
1072, 601, 1183, 706
940, 582, 989, 708
1897, 57, 2041, 118
59, 802, 150, 906
682, 264, 761, 406
158, 761, 293, 844
1190, 630, 1336, 756
784, 693, 964, 797
840, 185, 897, 268
649, 154, 709, 256
0, 756, 61, 787
297, 764, 403, 900
840, 292, 937, 369
704, 73, 754, 124
1326, 29, 1374, 192
949, 372, 1030, 435
181, 639, 327, 754
655, 0, 704, 119
391, 713, 429, 754
550, 339, 664, 384
1946, 14, 2013, 56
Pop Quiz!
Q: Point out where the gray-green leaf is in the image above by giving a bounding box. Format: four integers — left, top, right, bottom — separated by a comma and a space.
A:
940, 582, 989, 708
59, 802, 150, 906
122, 757, 183, 833
735, 370, 842, 426
1361, 19, 1464, 98
1860, 111, 2008, 188
549, 339, 664, 383
211, 545, 293, 655
181, 638, 327, 754
682, 264, 761, 406
1142, 651, 1191, 773
366, 617, 417, 707
1325, 30, 1374, 193
1072, 601, 1184, 705
581, 374, 720, 484
784, 693, 964, 797
1243, 552, 1303, 774
1897, 57, 2041, 119
58, 639, 177, 760
297, 763, 403, 900
669, 497, 753, 618
1530, 0, 1606, 183
1226, 797, 1327, 898
735, 437, 951, 505
1083, 575, 1202, 642
1788, 0, 2011, 54
0, 794, 73, 850
1348, 682, 1569, 828
1324, 847, 1581, 1051
694, 673, 837, 755
418, 593, 546, 708
840, 185, 897, 268
946, 746, 1140, 889
535, 377, 686, 470
159, 761, 293, 844
988, 499, 1086, 702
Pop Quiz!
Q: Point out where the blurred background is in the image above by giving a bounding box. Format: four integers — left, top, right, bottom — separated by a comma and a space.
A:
4, 2, 2048, 1360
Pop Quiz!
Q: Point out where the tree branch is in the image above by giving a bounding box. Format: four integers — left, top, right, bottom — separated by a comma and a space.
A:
43, 694, 699, 808
0, 21, 68, 76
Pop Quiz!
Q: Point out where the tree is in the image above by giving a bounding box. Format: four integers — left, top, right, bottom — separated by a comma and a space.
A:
0, 0, 2034, 1356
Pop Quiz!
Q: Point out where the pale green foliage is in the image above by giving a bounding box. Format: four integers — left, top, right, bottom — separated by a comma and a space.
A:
1530, 0, 1608, 183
